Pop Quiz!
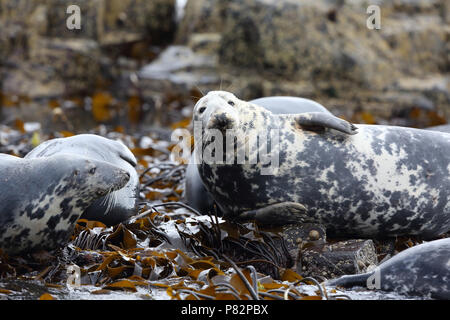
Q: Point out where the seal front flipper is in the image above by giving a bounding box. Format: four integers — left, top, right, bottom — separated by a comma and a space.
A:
236, 202, 311, 225
288, 112, 358, 135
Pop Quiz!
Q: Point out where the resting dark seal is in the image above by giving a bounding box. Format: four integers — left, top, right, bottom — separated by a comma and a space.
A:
0, 154, 130, 255
185, 96, 331, 213
193, 91, 450, 238
25, 134, 139, 226
326, 238, 450, 299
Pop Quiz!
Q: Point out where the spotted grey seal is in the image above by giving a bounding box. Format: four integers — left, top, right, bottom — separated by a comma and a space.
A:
0, 154, 130, 255
193, 91, 450, 238
185, 96, 331, 213
25, 134, 139, 226
326, 238, 450, 299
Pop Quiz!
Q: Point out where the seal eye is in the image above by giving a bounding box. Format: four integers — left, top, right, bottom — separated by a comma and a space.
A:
199, 107, 206, 114
73, 170, 80, 176
228, 101, 235, 106
89, 167, 96, 175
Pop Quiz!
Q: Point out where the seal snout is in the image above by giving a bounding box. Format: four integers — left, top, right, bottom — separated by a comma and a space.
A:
113, 168, 131, 191
120, 169, 131, 187
208, 111, 237, 131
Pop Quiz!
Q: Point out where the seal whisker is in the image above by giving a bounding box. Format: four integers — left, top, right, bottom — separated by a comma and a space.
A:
194, 84, 204, 97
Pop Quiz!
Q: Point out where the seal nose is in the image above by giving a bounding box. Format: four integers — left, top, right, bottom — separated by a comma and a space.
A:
111, 169, 130, 191
207, 106, 239, 131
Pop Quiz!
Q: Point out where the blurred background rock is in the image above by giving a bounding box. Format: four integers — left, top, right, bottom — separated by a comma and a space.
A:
0, 0, 448, 133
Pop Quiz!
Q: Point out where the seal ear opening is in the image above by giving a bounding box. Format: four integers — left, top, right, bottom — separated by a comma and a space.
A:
291, 112, 358, 135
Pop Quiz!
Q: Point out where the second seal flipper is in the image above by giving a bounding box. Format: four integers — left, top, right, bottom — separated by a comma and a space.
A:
236, 202, 310, 225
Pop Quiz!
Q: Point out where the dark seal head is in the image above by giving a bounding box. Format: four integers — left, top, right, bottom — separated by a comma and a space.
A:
0, 153, 130, 255
193, 91, 450, 239
25, 134, 139, 226
326, 238, 450, 299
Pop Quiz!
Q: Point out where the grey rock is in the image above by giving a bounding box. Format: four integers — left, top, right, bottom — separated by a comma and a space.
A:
298, 239, 378, 280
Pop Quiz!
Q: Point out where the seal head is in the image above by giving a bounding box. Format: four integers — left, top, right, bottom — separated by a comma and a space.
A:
0, 154, 130, 254
25, 134, 139, 226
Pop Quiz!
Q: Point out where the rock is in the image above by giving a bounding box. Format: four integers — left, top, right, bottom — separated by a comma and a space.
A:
0, 0, 177, 62
216, 0, 397, 89
136, 45, 220, 125
381, 14, 449, 74
2, 63, 65, 99
3, 37, 101, 98
389, 76, 450, 124
43, 0, 177, 45
139, 45, 219, 88
275, 223, 326, 255
188, 33, 222, 55
298, 239, 378, 280
174, 0, 449, 122
175, 0, 225, 44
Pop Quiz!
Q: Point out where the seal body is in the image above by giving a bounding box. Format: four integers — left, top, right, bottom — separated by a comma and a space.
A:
326, 238, 450, 299
427, 124, 450, 134
185, 96, 331, 213
25, 134, 139, 226
0, 154, 130, 254
250, 96, 332, 115
193, 91, 450, 238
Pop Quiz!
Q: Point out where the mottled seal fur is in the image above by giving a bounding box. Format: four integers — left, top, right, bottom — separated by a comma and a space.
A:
193, 91, 450, 238
0, 154, 130, 255
326, 238, 450, 299
25, 134, 139, 226
185, 96, 331, 213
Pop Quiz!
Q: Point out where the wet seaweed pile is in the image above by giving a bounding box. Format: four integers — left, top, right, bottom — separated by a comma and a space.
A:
0, 124, 349, 300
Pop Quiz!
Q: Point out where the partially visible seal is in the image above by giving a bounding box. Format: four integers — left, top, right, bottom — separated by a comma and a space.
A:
326, 238, 450, 299
426, 124, 450, 134
250, 96, 332, 115
25, 134, 139, 226
193, 91, 450, 238
0, 154, 130, 255
184, 96, 331, 213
